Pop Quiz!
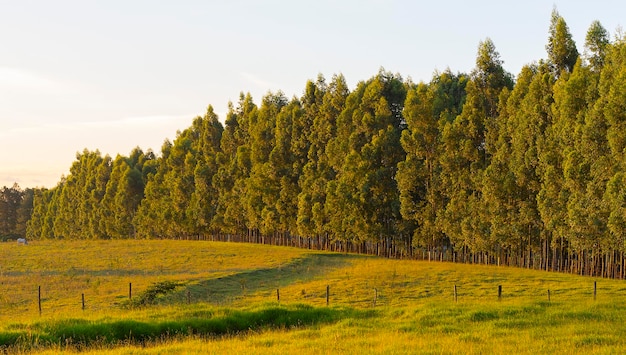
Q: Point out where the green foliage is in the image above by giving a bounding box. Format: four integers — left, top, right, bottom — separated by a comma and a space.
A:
20, 11, 626, 277
546, 8, 579, 75
585, 20, 610, 71
324, 70, 407, 244
439, 39, 512, 251
127, 280, 184, 308
297, 74, 348, 238
0, 183, 32, 240
0, 305, 355, 349
398, 70, 468, 248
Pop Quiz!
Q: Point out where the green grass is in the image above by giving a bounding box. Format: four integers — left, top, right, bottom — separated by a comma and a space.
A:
2, 304, 368, 352
0, 239, 310, 318
2, 240, 626, 354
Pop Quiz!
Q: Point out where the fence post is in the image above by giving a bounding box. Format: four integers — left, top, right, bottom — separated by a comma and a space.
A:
82, 293, 85, 311
454, 285, 458, 303
129, 282, 132, 300
277, 288, 280, 303
38, 286, 42, 315
594, 281, 597, 300
548, 289, 551, 302
374, 288, 378, 307
326, 285, 330, 306
498, 285, 502, 300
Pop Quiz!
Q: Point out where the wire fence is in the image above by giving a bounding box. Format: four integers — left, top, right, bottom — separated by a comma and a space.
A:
7, 278, 611, 319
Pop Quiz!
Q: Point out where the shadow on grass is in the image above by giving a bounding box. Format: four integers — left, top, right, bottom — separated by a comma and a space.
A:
173, 253, 363, 305
0, 304, 376, 351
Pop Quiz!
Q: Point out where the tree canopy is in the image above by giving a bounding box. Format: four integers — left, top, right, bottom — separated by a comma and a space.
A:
20, 13, 626, 277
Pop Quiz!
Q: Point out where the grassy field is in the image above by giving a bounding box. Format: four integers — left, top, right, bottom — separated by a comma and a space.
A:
2, 240, 626, 354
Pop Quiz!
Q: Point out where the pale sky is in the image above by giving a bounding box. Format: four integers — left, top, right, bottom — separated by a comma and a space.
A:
1, 0, 624, 188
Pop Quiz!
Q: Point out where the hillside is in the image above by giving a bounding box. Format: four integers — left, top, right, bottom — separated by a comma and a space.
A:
2, 240, 626, 353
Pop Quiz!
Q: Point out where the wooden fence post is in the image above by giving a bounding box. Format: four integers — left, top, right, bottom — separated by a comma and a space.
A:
374, 288, 378, 307
38, 286, 42, 315
548, 289, 551, 302
129, 282, 132, 300
277, 288, 280, 303
594, 281, 597, 300
82, 293, 85, 311
498, 285, 502, 300
326, 285, 330, 306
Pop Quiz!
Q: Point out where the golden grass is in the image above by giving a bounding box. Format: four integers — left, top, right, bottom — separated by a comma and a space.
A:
0, 240, 309, 321
2, 240, 626, 354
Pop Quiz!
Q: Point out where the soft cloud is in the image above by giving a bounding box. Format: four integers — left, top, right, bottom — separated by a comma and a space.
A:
0, 67, 68, 93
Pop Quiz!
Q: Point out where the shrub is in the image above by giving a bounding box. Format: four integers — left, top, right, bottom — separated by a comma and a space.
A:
128, 281, 184, 308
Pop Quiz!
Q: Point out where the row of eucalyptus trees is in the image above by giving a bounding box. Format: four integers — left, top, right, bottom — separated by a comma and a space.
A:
27, 12, 626, 277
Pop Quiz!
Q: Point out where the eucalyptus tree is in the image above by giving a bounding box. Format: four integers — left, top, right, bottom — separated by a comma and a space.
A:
271, 98, 306, 239
553, 59, 608, 262
546, 8, 579, 75
598, 38, 626, 273
241, 92, 286, 237
188, 106, 223, 237
52, 150, 111, 239
212, 93, 257, 237
482, 65, 535, 265
398, 70, 467, 252
136, 107, 223, 239
26, 187, 51, 239
584, 20, 610, 72
101, 147, 154, 239
325, 70, 407, 251
135, 140, 174, 238
297, 74, 348, 240
440, 39, 513, 253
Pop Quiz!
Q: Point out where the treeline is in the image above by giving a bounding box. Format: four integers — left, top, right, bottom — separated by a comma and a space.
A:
0, 184, 33, 241
26, 11, 626, 278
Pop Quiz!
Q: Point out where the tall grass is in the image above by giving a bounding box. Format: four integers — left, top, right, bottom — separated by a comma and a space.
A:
2, 304, 367, 352
2, 240, 626, 354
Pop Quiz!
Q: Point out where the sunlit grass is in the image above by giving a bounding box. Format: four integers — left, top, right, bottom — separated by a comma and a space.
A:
2, 240, 626, 354
0, 240, 310, 321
